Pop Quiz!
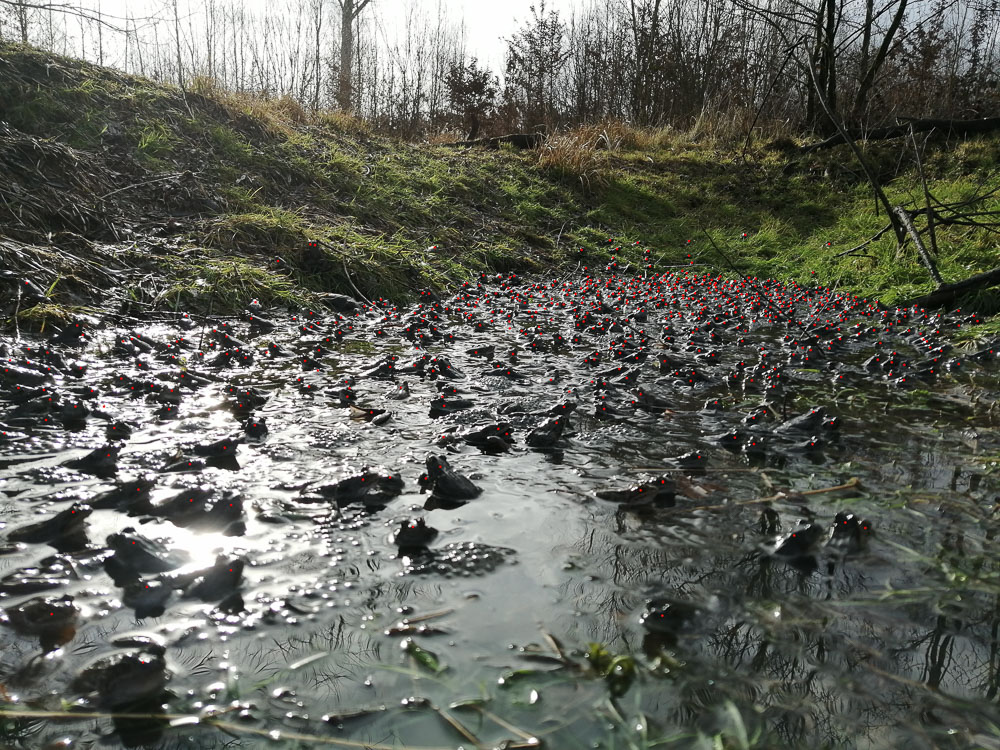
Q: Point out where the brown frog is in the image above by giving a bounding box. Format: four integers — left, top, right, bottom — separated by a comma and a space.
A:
71, 647, 169, 707
7, 503, 92, 551
2, 594, 79, 652
183, 555, 245, 602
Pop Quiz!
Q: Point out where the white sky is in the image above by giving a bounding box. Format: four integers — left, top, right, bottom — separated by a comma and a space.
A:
86, 0, 577, 71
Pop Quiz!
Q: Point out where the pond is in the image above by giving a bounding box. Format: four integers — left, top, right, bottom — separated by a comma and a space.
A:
1, 266, 999, 749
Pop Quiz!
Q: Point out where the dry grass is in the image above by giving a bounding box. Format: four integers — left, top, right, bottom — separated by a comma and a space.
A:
685, 106, 798, 147
535, 122, 668, 189
189, 75, 344, 137
313, 109, 371, 137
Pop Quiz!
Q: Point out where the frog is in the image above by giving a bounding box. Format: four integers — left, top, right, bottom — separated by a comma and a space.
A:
639, 597, 701, 635
192, 435, 242, 457
460, 423, 515, 449
242, 414, 269, 438
742, 434, 768, 459
105, 528, 190, 574
63, 444, 120, 477
122, 578, 173, 619
827, 512, 871, 555
772, 520, 827, 559
386, 381, 411, 400
71, 648, 169, 707
105, 420, 133, 441
596, 476, 675, 506
630, 388, 672, 412
89, 477, 157, 510
422, 455, 482, 500
672, 450, 707, 475
429, 395, 475, 418
183, 555, 245, 602
391, 518, 439, 550
7, 502, 92, 551
775, 406, 836, 435
525, 416, 566, 448
2, 594, 79, 652
308, 467, 404, 508
784, 435, 825, 455
149, 487, 244, 534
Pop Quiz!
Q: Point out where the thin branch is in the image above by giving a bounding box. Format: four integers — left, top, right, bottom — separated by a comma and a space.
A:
893, 206, 944, 286
835, 222, 893, 256
910, 124, 939, 256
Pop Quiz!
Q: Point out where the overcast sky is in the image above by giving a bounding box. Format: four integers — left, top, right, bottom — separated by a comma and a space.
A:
81, 0, 578, 71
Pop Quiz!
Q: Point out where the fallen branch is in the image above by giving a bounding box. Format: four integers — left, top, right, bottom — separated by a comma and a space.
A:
893, 205, 944, 286
897, 266, 1000, 309
801, 116, 1000, 153
835, 222, 893, 257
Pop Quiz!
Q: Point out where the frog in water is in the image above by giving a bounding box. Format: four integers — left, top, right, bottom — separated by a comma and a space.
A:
772, 520, 827, 559
2, 594, 79, 652
827, 512, 871, 555
596, 476, 675, 506
105, 528, 190, 575
89, 476, 156, 510
71, 647, 169, 707
421, 455, 482, 500
310, 467, 404, 508
7, 502, 92, 551
391, 518, 438, 551
639, 597, 701, 635
64, 444, 120, 477
183, 555, 245, 602
122, 578, 173, 619
525, 416, 566, 448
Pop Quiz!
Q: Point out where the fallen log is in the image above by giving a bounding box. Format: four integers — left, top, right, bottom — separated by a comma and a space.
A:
801, 116, 1000, 154
898, 266, 1000, 310
443, 133, 544, 150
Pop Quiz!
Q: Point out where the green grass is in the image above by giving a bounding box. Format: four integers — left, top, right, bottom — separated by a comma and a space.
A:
1, 40, 998, 321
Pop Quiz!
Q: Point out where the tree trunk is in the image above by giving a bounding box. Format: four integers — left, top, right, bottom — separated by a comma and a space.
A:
17, 0, 28, 43
313, 0, 323, 111
172, 0, 184, 89
338, 1, 355, 111
854, 0, 907, 119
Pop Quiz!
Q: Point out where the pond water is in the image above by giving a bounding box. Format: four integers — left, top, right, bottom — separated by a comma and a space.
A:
1, 267, 999, 749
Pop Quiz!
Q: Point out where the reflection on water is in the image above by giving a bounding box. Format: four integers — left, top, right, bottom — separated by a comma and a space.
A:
0, 269, 998, 748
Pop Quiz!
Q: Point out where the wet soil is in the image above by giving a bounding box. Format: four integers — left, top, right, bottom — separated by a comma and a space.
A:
1, 267, 999, 749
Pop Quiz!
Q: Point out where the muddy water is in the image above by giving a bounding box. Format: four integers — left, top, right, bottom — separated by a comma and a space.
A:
1, 269, 999, 749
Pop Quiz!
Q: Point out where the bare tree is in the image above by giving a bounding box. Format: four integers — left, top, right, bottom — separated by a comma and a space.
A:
337, 0, 371, 112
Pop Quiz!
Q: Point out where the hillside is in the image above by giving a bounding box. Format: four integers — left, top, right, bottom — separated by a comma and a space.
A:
1, 41, 999, 322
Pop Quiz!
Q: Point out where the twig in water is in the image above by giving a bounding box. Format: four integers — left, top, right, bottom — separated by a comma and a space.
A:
433, 706, 481, 745
12, 283, 22, 343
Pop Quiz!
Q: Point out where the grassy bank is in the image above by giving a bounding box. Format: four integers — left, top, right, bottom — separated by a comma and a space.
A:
1, 42, 998, 321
